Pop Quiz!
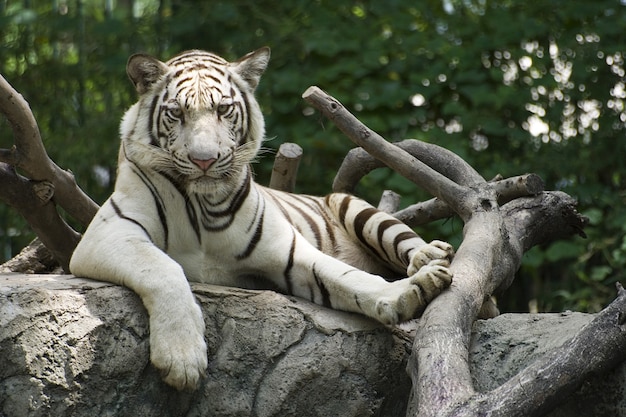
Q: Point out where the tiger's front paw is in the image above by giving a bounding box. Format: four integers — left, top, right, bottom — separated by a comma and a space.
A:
374, 259, 453, 325
408, 240, 454, 276
149, 301, 208, 390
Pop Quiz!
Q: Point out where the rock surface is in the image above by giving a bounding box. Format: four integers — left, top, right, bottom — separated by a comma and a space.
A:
1, 274, 625, 416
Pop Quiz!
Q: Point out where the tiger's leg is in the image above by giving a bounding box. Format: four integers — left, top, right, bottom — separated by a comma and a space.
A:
286, 234, 451, 325
70, 200, 207, 391
283, 231, 452, 325
324, 193, 455, 280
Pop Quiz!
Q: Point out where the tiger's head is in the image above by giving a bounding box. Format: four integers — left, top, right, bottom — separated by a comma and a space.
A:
120, 47, 270, 196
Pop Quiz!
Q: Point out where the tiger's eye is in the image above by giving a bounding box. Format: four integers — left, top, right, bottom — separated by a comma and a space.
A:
168, 105, 183, 118
216, 104, 230, 115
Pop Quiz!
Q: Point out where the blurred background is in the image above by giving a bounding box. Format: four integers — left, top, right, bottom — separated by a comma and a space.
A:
0, 0, 624, 313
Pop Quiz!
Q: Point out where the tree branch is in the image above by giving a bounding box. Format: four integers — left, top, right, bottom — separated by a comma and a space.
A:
302, 86, 476, 220
395, 174, 545, 227
0, 74, 99, 226
332, 139, 485, 193
329, 140, 544, 227
377, 190, 401, 213
0, 73, 99, 268
0, 163, 80, 271
461, 283, 626, 417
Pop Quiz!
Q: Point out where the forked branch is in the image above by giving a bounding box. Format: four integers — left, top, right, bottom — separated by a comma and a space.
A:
302, 86, 476, 220
0, 74, 99, 270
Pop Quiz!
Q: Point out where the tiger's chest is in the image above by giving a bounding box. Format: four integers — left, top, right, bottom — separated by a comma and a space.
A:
159, 183, 290, 285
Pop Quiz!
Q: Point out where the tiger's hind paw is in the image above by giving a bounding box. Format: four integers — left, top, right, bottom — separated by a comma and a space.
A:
372, 259, 453, 325
408, 240, 454, 276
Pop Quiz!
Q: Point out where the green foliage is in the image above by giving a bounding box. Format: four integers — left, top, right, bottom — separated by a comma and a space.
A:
1, 0, 625, 313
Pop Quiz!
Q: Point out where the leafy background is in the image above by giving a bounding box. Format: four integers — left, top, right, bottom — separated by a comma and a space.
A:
1, 0, 624, 313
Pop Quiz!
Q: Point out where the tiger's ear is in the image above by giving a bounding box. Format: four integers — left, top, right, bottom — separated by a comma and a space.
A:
231, 47, 270, 90
127, 54, 169, 95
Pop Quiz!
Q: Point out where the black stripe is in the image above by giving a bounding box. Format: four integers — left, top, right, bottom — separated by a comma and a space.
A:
236, 200, 265, 260
338, 195, 351, 228
394, 232, 418, 265
110, 198, 152, 241
239, 91, 251, 144
339, 269, 360, 278
354, 294, 362, 311
376, 218, 405, 263
283, 233, 296, 295
201, 168, 251, 208
353, 207, 380, 257
276, 195, 323, 249
312, 263, 331, 308
148, 94, 160, 147
196, 175, 251, 231
186, 198, 201, 243
156, 170, 201, 243
128, 164, 169, 251
265, 192, 293, 223
175, 74, 191, 88
307, 196, 337, 250
168, 54, 227, 67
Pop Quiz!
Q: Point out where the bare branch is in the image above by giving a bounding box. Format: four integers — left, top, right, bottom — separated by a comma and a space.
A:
0, 163, 80, 271
0, 73, 98, 226
301, 86, 598, 417
407, 192, 589, 417
377, 190, 401, 213
332, 139, 485, 193
463, 284, 626, 417
0, 238, 60, 274
302, 86, 475, 220
269, 142, 303, 192
395, 174, 545, 227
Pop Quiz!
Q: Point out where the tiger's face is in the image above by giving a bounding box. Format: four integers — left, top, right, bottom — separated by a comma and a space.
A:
121, 48, 270, 195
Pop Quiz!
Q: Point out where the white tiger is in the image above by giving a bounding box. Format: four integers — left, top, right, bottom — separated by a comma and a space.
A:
69, 47, 454, 391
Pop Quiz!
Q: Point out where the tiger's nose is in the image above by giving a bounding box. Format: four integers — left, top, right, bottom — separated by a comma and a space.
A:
190, 157, 217, 171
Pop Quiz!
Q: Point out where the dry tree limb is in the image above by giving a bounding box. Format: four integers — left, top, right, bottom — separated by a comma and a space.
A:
407, 192, 589, 417
0, 74, 99, 269
301, 85, 613, 417
0, 74, 99, 225
269, 142, 303, 192
330, 139, 544, 227
0, 237, 61, 274
302, 86, 476, 220
395, 174, 545, 227
462, 283, 626, 417
377, 190, 401, 213
332, 139, 484, 193
0, 163, 79, 271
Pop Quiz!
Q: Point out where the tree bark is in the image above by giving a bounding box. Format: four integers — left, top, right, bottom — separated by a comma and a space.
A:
0, 74, 99, 225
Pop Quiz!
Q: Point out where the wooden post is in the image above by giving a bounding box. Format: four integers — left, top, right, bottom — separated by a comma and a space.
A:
269, 142, 303, 193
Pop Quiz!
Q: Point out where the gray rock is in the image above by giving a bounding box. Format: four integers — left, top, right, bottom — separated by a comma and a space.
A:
1, 274, 625, 416
471, 313, 626, 417
0, 275, 410, 417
